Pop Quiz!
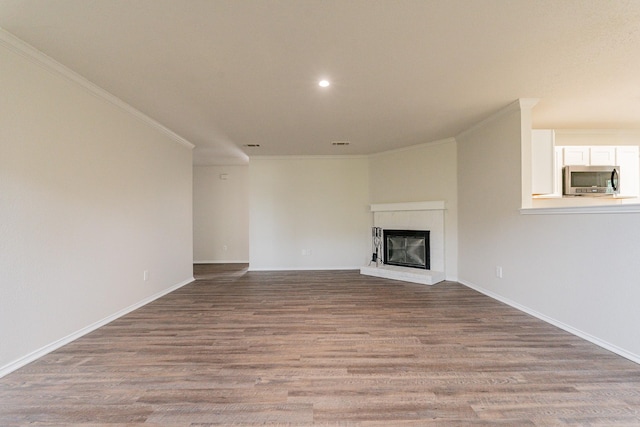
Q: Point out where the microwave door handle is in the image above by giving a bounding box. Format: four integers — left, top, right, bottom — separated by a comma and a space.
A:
611, 168, 618, 192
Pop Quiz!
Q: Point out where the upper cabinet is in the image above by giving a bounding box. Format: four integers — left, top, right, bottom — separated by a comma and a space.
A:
563, 146, 617, 166
589, 146, 616, 165
558, 145, 639, 197
562, 146, 590, 165
532, 129, 640, 199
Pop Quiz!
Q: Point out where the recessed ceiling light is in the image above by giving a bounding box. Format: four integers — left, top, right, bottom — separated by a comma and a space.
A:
318, 79, 330, 87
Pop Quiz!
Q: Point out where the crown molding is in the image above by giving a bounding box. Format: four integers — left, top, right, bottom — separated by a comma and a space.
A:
518, 98, 540, 110
0, 28, 194, 150
249, 138, 457, 162
249, 154, 369, 161
368, 137, 456, 158
456, 98, 539, 140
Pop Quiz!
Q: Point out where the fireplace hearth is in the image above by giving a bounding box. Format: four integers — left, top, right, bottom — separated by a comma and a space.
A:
383, 229, 430, 270
360, 201, 445, 285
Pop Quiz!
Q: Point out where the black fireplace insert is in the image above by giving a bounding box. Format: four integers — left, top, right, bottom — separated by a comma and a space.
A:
383, 229, 430, 270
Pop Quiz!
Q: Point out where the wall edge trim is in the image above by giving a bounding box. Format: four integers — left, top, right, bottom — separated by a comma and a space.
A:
459, 278, 640, 366
456, 99, 529, 140
249, 154, 368, 161
0, 28, 195, 150
0, 277, 195, 378
368, 137, 457, 158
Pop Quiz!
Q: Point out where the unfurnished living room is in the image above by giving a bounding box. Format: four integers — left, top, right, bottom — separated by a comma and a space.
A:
2, 1, 640, 425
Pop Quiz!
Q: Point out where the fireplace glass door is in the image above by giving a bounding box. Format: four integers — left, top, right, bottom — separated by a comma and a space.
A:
383, 229, 430, 270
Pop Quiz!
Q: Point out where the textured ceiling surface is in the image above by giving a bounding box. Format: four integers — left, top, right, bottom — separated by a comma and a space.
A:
1, 0, 639, 164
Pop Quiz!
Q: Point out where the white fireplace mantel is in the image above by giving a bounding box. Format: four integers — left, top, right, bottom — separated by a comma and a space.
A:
370, 201, 445, 212
361, 200, 446, 285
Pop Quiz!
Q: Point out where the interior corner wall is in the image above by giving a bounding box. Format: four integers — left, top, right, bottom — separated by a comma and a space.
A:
193, 165, 249, 263
368, 140, 458, 280
457, 105, 640, 362
249, 157, 371, 270
0, 40, 193, 374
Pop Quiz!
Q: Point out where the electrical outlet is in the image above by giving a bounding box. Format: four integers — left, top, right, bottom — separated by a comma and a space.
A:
223, 245, 228, 251
143, 270, 149, 281
495, 266, 503, 279
301, 249, 312, 256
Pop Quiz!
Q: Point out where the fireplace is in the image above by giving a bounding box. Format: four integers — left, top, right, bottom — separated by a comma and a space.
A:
383, 229, 430, 270
361, 201, 444, 285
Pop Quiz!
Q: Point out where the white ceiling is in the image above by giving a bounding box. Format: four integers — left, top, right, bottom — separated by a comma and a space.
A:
1, 0, 639, 165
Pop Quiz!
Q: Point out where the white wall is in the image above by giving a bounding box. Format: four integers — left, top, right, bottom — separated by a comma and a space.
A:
0, 33, 194, 374
193, 165, 249, 263
369, 139, 458, 280
457, 102, 640, 362
249, 157, 371, 270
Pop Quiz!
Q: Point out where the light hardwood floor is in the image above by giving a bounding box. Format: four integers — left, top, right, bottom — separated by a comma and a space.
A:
1, 264, 640, 425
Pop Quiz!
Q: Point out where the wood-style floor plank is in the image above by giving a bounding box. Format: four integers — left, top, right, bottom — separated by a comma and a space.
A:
1, 264, 640, 425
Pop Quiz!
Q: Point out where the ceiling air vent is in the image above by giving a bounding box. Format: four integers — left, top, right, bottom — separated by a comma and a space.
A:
331, 141, 350, 146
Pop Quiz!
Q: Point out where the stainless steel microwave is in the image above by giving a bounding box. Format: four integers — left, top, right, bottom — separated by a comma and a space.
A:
563, 165, 620, 196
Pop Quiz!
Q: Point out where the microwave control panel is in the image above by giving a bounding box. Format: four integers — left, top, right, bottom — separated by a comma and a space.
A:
574, 188, 606, 194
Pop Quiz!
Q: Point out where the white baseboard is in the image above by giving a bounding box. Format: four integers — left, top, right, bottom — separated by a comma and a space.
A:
459, 278, 640, 365
0, 277, 194, 378
248, 266, 363, 272
194, 260, 249, 264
